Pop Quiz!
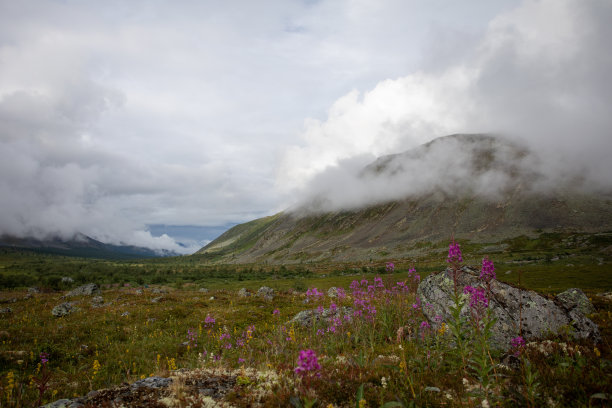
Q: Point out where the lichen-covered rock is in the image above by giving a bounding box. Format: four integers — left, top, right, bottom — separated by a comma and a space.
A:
327, 287, 339, 298
130, 376, 173, 389
90, 296, 104, 307
289, 306, 353, 327
66, 284, 100, 297
52, 302, 78, 317
417, 266, 600, 350
257, 286, 274, 300
237, 288, 251, 298
556, 288, 596, 315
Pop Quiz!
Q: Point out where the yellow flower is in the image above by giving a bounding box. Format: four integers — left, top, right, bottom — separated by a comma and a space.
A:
594, 347, 601, 357
359, 398, 367, 408
438, 323, 448, 336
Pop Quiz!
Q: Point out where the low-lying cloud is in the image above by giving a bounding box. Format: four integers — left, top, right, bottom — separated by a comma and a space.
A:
281, 0, 612, 211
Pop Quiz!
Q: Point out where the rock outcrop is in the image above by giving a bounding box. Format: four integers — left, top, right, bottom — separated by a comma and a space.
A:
417, 266, 600, 350
52, 302, 78, 317
66, 284, 100, 297
289, 306, 353, 327
257, 286, 274, 300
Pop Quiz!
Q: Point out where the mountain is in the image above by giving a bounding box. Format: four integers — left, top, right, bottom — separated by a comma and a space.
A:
197, 134, 612, 264
0, 233, 180, 259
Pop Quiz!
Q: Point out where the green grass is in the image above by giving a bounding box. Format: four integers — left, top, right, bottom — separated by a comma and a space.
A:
0, 234, 611, 406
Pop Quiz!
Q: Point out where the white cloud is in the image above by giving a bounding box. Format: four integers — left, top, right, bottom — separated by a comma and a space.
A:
281, 0, 612, 210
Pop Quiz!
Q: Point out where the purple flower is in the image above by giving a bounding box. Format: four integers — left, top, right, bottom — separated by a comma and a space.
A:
385, 262, 395, 273
204, 315, 216, 327
374, 276, 385, 288
238, 357, 246, 364
510, 336, 526, 356
447, 240, 463, 264
463, 285, 488, 310
329, 302, 337, 313
336, 287, 347, 300
294, 349, 321, 376
480, 257, 496, 282
420, 321, 431, 330
273, 309, 280, 316
40, 352, 49, 366
187, 328, 198, 347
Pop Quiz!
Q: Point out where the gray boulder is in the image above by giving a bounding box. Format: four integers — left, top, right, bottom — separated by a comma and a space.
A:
289, 306, 353, 327
238, 288, 251, 298
199, 287, 209, 293
327, 287, 339, 298
417, 267, 600, 350
90, 296, 104, 307
556, 288, 596, 315
0, 307, 12, 314
257, 286, 274, 300
66, 284, 100, 297
41, 398, 84, 408
130, 376, 173, 389
52, 302, 78, 317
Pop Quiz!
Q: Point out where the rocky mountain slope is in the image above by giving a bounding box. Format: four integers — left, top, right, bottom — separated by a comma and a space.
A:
197, 134, 612, 264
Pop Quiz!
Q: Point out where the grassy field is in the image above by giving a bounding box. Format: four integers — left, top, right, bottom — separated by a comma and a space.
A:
0, 234, 611, 407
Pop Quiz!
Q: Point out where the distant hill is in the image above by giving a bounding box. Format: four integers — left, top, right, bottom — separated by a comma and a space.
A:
197, 134, 612, 264
0, 233, 180, 259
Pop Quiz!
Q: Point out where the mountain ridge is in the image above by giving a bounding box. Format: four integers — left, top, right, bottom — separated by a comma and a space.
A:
197, 134, 612, 264
0, 233, 180, 259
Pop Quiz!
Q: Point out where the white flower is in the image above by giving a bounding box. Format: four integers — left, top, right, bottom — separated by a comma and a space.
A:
381, 377, 387, 389
481, 399, 490, 408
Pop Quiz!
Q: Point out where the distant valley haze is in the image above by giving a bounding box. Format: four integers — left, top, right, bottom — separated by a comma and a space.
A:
1, 0, 611, 254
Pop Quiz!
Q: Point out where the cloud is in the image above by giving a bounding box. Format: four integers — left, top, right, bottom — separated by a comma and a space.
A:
281, 0, 612, 211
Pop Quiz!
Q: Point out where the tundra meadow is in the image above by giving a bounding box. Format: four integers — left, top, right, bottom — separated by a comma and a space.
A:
0, 240, 611, 407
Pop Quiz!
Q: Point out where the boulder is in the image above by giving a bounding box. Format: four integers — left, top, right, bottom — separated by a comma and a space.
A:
90, 296, 104, 307
416, 266, 600, 350
289, 306, 353, 327
237, 288, 251, 298
66, 284, 100, 297
130, 376, 173, 389
257, 286, 274, 300
52, 302, 78, 317
556, 288, 596, 315
0, 307, 12, 314
199, 288, 209, 293
327, 287, 339, 298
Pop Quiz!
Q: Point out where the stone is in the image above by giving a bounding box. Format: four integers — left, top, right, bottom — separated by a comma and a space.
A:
327, 287, 339, 298
151, 288, 167, 294
135, 289, 143, 295
61, 277, 74, 284
41, 398, 83, 408
257, 286, 274, 300
416, 266, 600, 350
0, 307, 12, 314
52, 302, 78, 317
556, 288, 596, 315
90, 296, 104, 307
237, 288, 251, 298
289, 306, 353, 327
66, 284, 100, 297
151, 297, 164, 303
199, 288, 209, 293
28, 287, 41, 294
130, 376, 173, 389
597, 291, 612, 301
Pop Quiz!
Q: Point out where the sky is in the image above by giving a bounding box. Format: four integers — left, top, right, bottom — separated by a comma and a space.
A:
1, 0, 610, 254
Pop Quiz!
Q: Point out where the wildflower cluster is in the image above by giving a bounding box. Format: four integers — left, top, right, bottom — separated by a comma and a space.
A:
385, 262, 395, 273
447, 240, 463, 265
294, 349, 321, 377
480, 256, 496, 282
